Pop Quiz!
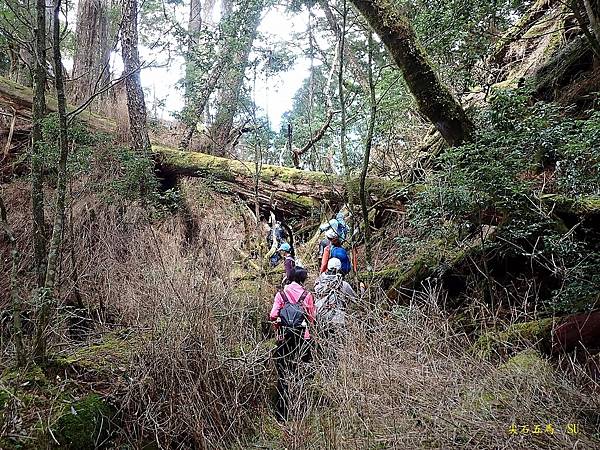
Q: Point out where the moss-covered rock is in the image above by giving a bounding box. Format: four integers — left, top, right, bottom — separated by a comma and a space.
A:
471, 317, 555, 358
52, 394, 116, 449
50, 331, 137, 377
467, 349, 553, 414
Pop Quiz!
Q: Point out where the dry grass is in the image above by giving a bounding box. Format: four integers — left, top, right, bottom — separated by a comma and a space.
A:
251, 287, 600, 449
1, 153, 599, 449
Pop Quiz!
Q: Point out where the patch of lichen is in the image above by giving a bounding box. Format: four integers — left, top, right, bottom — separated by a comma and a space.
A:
52, 394, 116, 449
51, 331, 138, 377
466, 349, 553, 415
471, 317, 555, 358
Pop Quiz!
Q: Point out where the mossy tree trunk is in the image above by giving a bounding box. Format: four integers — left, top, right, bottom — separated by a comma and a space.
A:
34, 0, 70, 363
349, 0, 474, 147
32, 0, 48, 289
121, 0, 151, 153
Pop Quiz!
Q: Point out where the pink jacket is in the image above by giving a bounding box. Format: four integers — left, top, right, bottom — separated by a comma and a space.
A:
270, 282, 316, 340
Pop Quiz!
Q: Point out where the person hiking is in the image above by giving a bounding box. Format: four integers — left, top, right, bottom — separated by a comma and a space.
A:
269, 266, 315, 421
277, 242, 295, 285
318, 216, 349, 258
319, 229, 351, 275
267, 221, 292, 267
314, 258, 357, 328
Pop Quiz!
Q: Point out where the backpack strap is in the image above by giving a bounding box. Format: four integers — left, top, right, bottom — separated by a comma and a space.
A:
279, 290, 290, 305
297, 289, 309, 304
280, 288, 308, 307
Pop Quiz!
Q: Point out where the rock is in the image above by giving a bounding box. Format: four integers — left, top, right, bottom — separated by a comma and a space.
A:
52, 394, 116, 449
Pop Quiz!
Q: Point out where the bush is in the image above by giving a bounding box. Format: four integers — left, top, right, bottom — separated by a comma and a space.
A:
408, 90, 600, 313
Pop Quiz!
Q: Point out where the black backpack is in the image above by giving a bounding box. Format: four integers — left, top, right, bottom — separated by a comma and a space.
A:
279, 290, 308, 329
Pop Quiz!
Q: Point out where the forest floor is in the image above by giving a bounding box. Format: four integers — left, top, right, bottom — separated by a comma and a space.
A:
2, 175, 600, 449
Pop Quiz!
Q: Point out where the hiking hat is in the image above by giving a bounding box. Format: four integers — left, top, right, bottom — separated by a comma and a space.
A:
328, 258, 342, 271
278, 242, 291, 252
325, 229, 338, 240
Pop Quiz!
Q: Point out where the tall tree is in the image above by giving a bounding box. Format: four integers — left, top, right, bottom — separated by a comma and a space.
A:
70, 0, 111, 108
31, 0, 48, 288
121, 0, 151, 152
348, 0, 474, 146
34, 0, 70, 362
207, 0, 264, 156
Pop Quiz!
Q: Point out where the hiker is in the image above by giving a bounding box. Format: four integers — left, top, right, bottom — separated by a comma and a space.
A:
278, 242, 295, 285
267, 221, 289, 267
318, 217, 348, 257
319, 229, 351, 275
269, 266, 315, 421
314, 258, 357, 329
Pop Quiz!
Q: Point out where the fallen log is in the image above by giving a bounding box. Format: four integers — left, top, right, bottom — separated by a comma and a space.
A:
0, 75, 114, 133
155, 145, 409, 217
0, 75, 410, 218
471, 310, 600, 358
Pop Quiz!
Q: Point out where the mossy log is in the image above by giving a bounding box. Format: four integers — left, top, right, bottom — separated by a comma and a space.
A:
156, 145, 409, 217
542, 193, 600, 218
359, 231, 493, 301
0, 75, 114, 133
533, 35, 593, 100
472, 318, 556, 358
472, 310, 600, 358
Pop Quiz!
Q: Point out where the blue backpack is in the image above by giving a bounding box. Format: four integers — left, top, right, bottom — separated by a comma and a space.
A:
330, 245, 351, 275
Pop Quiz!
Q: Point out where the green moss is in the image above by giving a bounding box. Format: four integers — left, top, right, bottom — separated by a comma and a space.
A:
53, 394, 116, 449
541, 194, 600, 215
467, 349, 553, 414
499, 348, 552, 375
279, 192, 317, 209
472, 317, 555, 358
1, 365, 47, 387
50, 332, 137, 376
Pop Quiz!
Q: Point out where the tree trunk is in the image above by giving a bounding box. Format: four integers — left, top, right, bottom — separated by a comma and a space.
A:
360, 32, 376, 270
121, 0, 151, 152
34, 0, 70, 363
183, 0, 202, 106
584, 0, 600, 50
70, 0, 111, 109
32, 0, 48, 288
208, 0, 263, 156
179, 60, 226, 150
349, 0, 474, 146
